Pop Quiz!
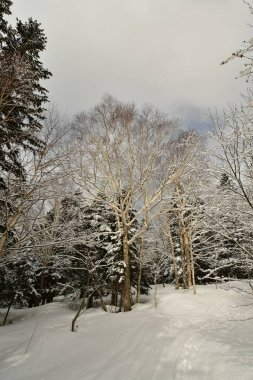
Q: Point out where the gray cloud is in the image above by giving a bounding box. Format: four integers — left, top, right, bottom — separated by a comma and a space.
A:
11, 0, 253, 131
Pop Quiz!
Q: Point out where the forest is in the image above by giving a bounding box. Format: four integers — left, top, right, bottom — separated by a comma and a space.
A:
1, 0, 253, 323
2, 2, 253, 379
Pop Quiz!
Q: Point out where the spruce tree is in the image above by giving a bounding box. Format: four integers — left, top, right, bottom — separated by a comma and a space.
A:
0, 0, 52, 177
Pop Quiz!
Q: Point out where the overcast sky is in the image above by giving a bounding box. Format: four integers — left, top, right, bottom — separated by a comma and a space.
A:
10, 0, 253, 131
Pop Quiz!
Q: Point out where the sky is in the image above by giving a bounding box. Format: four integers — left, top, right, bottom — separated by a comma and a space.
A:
9, 0, 253, 132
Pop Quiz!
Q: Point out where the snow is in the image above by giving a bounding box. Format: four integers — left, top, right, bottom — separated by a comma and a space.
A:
0, 284, 253, 380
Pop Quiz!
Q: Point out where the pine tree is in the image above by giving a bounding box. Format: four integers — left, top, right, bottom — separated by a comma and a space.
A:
0, 0, 52, 177
0, 1, 12, 35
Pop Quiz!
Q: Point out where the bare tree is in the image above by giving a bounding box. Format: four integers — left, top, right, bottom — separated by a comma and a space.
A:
211, 103, 253, 214
0, 108, 70, 258
68, 96, 193, 311
190, 104, 253, 284
159, 131, 208, 292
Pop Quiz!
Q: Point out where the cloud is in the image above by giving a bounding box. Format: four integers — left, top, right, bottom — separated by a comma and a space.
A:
11, 0, 253, 125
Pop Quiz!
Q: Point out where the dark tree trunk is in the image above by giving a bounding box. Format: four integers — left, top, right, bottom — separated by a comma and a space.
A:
71, 294, 86, 332
87, 294, 94, 309
3, 293, 15, 325
111, 289, 118, 307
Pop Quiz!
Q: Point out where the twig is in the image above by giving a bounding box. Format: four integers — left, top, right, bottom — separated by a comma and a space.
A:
25, 322, 38, 354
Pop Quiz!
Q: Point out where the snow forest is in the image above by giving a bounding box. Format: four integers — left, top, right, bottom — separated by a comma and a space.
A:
1, 1, 253, 380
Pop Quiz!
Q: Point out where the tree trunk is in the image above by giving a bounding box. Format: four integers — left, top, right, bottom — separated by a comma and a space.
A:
71, 294, 86, 332
136, 237, 144, 303
3, 293, 15, 325
154, 274, 158, 308
87, 294, 94, 309
174, 180, 193, 289
111, 288, 118, 307
122, 225, 132, 312
189, 234, 196, 294
179, 232, 187, 288
167, 221, 180, 290
182, 228, 192, 288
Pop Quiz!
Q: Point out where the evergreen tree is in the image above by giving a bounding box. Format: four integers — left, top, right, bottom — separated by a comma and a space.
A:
0, 250, 39, 308
0, 191, 150, 309
31, 193, 116, 306
0, 0, 52, 177
193, 175, 252, 283
36, 192, 147, 308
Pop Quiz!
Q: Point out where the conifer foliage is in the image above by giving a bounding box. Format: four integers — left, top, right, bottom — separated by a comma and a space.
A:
0, 191, 149, 310
0, 0, 52, 177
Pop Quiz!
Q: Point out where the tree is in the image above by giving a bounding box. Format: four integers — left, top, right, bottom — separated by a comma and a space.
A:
0, 108, 69, 258
214, 0, 253, 284
42, 191, 146, 309
221, 1, 253, 82
0, 249, 39, 309
159, 130, 208, 292
0, 0, 52, 177
70, 96, 191, 311
193, 176, 253, 284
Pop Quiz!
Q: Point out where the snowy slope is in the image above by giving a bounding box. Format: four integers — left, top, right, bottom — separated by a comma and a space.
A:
0, 284, 253, 380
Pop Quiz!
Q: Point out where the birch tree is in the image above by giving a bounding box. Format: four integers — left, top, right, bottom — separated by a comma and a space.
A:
69, 95, 191, 311
159, 130, 208, 292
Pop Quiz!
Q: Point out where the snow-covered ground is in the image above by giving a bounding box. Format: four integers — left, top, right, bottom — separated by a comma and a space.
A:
1, 284, 253, 380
